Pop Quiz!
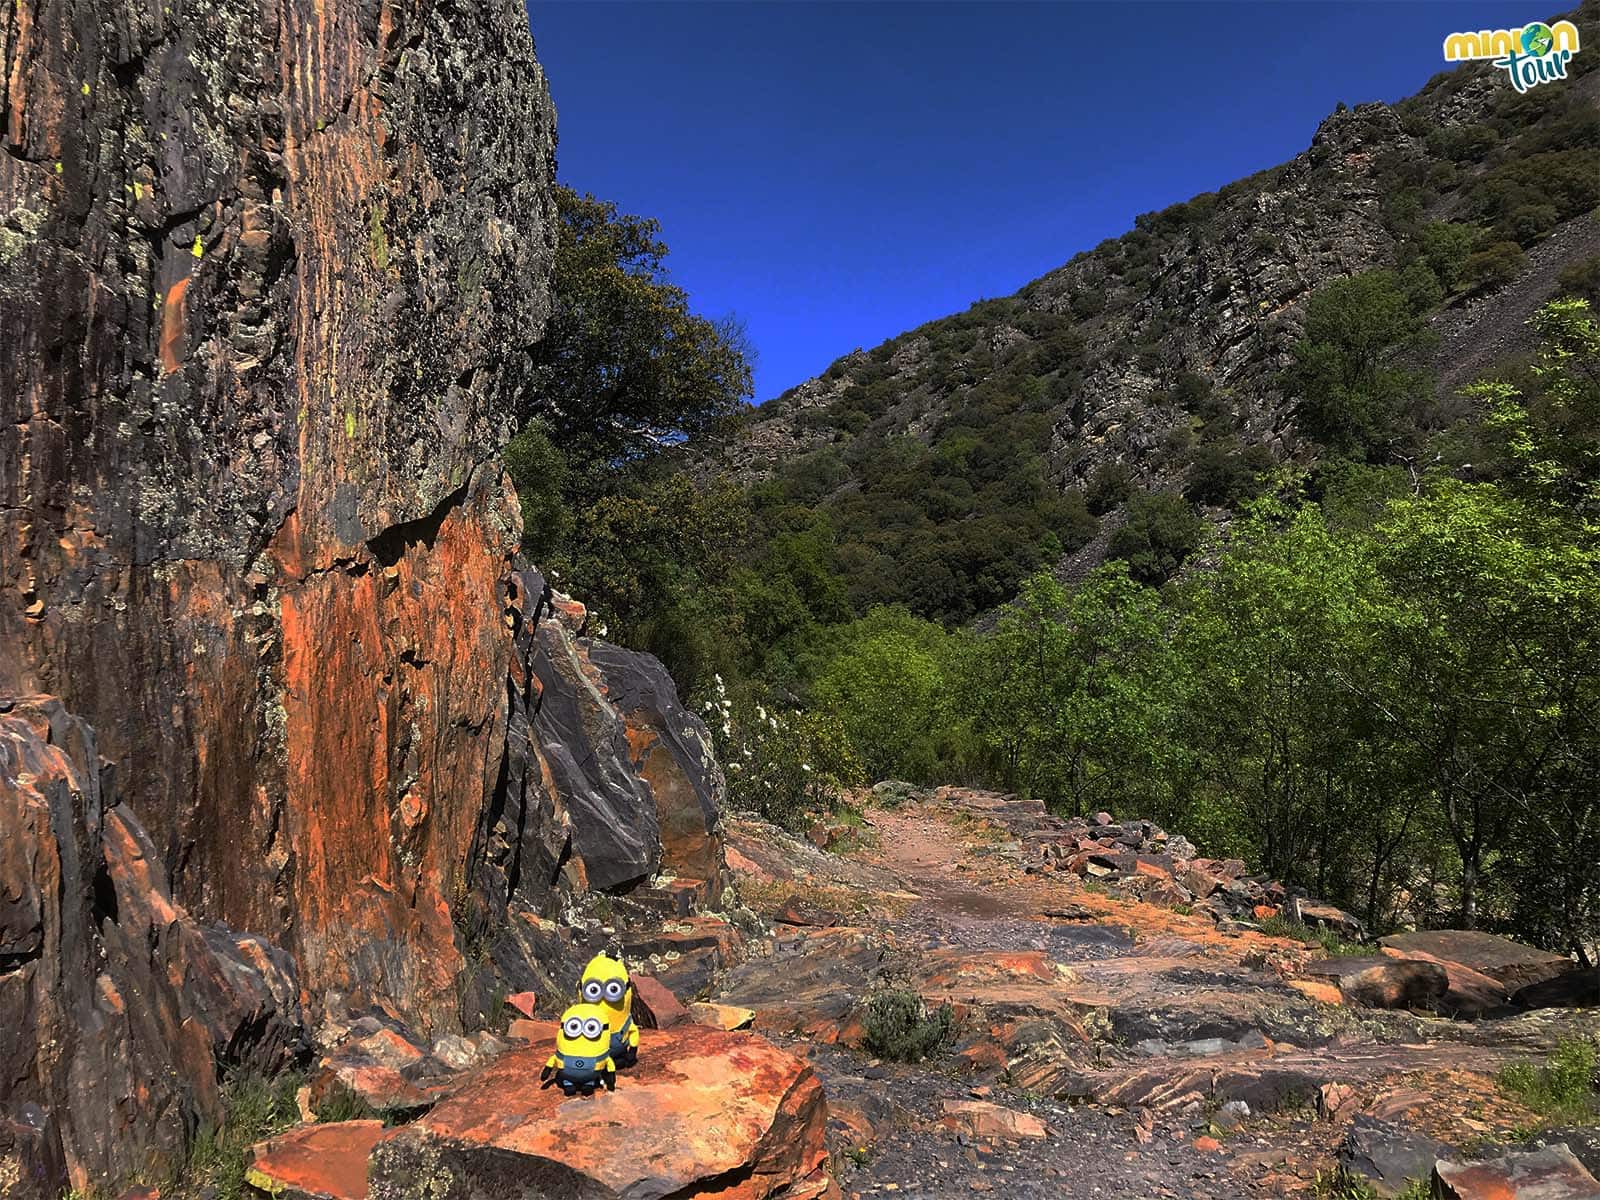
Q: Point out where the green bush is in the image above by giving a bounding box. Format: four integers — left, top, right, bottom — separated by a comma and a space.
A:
1086, 460, 1135, 514
1462, 240, 1527, 292
1106, 492, 1205, 585
863, 990, 954, 1062
1498, 1038, 1599, 1123
706, 678, 863, 833
1556, 255, 1600, 308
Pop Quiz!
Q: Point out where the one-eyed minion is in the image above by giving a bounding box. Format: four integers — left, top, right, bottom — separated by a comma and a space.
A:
541, 1003, 616, 1095
579, 951, 639, 1068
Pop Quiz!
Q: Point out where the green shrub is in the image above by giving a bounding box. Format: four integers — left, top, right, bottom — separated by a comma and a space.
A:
1497, 1038, 1599, 1123
707, 678, 863, 833
1462, 240, 1527, 292
1105, 492, 1205, 586
1086, 460, 1135, 515
1556, 255, 1600, 308
863, 990, 954, 1062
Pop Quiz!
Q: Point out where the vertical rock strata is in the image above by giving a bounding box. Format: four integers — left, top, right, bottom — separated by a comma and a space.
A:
1, 0, 557, 1032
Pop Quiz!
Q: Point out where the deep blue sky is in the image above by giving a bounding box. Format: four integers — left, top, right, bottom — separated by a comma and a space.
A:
527, 1, 1553, 401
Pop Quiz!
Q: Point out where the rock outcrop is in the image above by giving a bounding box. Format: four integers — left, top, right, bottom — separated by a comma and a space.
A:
1, 0, 556, 1034
0, 697, 304, 1197
248, 1025, 833, 1200
1, 2, 746, 1193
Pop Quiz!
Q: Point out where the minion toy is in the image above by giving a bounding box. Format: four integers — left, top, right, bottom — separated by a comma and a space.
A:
580, 952, 639, 1068
540, 1004, 616, 1096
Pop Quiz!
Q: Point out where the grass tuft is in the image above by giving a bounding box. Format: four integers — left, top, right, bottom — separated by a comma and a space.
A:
1497, 1037, 1598, 1125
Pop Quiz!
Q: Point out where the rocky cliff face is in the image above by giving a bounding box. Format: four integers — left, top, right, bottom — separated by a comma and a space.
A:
1, 2, 738, 1193
723, 44, 1599, 533
1, 0, 554, 1031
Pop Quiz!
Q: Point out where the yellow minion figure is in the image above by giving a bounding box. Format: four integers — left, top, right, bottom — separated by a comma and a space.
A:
540, 1003, 616, 1095
580, 951, 639, 1068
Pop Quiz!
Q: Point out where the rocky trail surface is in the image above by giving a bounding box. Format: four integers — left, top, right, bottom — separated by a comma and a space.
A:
714, 788, 1600, 1199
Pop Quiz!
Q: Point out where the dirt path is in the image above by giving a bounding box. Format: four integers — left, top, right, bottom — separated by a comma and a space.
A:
716, 790, 1598, 1199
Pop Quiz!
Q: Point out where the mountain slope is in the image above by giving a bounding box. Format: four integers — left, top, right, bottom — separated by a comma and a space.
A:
709, 17, 1599, 620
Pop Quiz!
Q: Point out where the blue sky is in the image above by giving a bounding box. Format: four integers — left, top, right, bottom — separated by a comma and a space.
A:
527, 1, 1556, 401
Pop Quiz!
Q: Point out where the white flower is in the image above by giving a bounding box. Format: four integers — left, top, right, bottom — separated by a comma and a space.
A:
756, 705, 768, 721
801, 763, 812, 772
722, 723, 732, 737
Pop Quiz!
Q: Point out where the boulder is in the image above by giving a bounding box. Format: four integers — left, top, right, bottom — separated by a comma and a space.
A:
527, 602, 663, 891
1337, 1115, 1452, 1197
1288, 897, 1365, 939
1378, 931, 1573, 992
589, 640, 729, 904
689, 1002, 757, 1031
248, 1121, 388, 1200
0, 698, 304, 1198
1511, 968, 1599, 1010
1377, 946, 1509, 1017
1434, 1144, 1600, 1199
365, 1024, 831, 1200
1302, 957, 1448, 1009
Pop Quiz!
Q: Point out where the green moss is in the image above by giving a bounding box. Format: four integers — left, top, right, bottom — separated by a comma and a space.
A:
368, 204, 390, 271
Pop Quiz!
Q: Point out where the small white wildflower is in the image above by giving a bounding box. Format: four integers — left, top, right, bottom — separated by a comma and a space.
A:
756, 704, 767, 721
801, 763, 812, 772
722, 723, 732, 737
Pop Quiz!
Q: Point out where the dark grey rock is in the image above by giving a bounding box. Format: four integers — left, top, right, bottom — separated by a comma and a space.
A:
1339, 1115, 1452, 1197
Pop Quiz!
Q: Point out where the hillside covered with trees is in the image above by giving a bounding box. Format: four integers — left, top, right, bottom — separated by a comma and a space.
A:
506, 16, 1600, 959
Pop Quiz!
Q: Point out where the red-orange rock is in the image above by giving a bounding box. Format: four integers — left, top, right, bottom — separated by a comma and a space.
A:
0, 0, 558, 1041
366, 1025, 829, 1200
248, 1121, 388, 1200
1193, 1135, 1223, 1153
1253, 904, 1281, 921
633, 974, 692, 1029
1378, 946, 1509, 1016
1, 698, 303, 1197
690, 1001, 757, 1030
938, 1099, 1050, 1141
506, 991, 540, 1019
1304, 956, 1448, 1009
1379, 930, 1573, 993
1434, 1144, 1600, 1198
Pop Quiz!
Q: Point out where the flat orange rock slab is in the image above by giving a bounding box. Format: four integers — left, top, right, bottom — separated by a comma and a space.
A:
248, 1119, 387, 1200
367, 1023, 828, 1200
1434, 1143, 1600, 1198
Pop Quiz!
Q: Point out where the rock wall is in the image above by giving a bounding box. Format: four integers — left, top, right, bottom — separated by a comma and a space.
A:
0, 0, 556, 1032
0, 696, 304, 1197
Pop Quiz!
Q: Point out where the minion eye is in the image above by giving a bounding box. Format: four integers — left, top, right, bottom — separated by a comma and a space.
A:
563, 1017, 583, 1038
582, 981, 603, 1001
604, 980, 625, 1001
583, 1018, 603, 1039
